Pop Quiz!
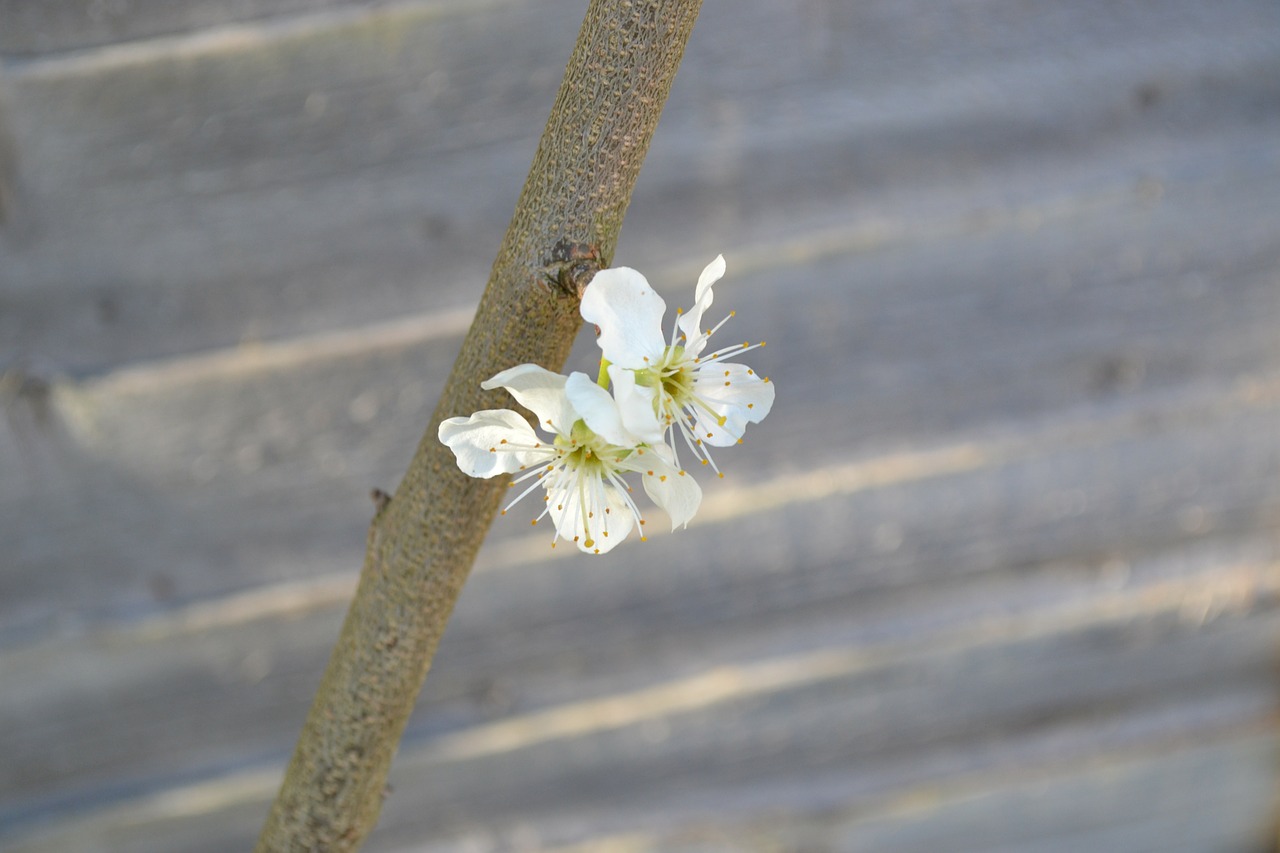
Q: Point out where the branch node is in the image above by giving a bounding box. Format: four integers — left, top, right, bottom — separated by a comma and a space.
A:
541, 239, 603, 299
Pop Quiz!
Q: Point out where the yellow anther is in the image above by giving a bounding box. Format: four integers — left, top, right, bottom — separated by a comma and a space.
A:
489, 447, 496, 452
724, 370, 730, 376
748, 403, 754, 409
717, 472, 724, 479
501, 509, 507, 515
724, 381, 731, 386
603, 531, 609, 537
584, 537, 594, 548
747, 369, 754, 376
678, 470, 687, 476
588, 511, 594, 518
531, 519, 538, 525
660, 475, 667, 482
500, 439, 508, 444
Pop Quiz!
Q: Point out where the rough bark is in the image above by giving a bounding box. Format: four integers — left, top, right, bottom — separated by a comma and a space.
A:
255, 1, 704, 850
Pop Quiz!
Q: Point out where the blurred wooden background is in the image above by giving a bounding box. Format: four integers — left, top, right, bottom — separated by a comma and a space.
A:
2, 0, 1279, 850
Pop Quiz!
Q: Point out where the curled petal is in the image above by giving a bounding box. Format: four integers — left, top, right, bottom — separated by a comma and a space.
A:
677, 255, 725, 352
607, 364, 666, 445
581, 267, 668, 368
481, 363, 576, 434
564, 371, 638, 447
642, 458, 702, 530
695, 254, 726, 303
547, 476, 636, 554
438, 409, 542, 477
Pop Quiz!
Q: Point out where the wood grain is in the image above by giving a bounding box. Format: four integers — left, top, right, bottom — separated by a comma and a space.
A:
1, 0, 1278, 849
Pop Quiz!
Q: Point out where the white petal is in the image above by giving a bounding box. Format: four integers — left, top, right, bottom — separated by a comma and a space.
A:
695, 363, 775, 418
438, 409, 543, 477
642, 460, 702, 530
547, 474, 635, 554
676, 255, 725, 352
695, 254, 726, 303
568, 371, 632, 445
685, 364, 774, 446
564, 371, 636, 447
607, 364, 666, 445
481, 363, 576, 434
580, 266, 668, 368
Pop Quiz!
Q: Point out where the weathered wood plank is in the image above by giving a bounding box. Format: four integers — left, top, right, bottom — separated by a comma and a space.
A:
3, 555, 1275, 849
0, 0, 386, 57
516, 730, 1280, 853
0, 0, 1275, 371
2, 168, 1278, 639
1, 3, 1277, 850
2, 405, 1278, 830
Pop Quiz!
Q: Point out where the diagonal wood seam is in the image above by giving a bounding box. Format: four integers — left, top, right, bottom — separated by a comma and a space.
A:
56, 368, 1280, 646
72, 184, 1136, 399
12, 559, 1277, 840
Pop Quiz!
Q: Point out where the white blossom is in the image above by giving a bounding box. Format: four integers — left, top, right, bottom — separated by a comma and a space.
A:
438, 364, 701, 553
580, 255, 774, 474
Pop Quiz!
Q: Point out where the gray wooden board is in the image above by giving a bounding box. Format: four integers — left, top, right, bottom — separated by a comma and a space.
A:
12, 727, 1278, 852
596, 731, 1280, 853
0, 0, 1276, 372
2, 172, 1278, 639
0, 0, 385, 56
1, 443, 1278, 838
3, 562, 1276, 848
2, 1, 1279, 850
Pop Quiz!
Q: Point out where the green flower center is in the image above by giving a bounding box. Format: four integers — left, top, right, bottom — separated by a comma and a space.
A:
633, 345, 695, 413
554, 419, 630, 473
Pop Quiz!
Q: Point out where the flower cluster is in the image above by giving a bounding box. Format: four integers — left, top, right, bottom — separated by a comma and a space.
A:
439, 255, 773, 554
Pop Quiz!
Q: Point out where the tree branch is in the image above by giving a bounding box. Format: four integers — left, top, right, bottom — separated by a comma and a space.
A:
255, 1, 704, 849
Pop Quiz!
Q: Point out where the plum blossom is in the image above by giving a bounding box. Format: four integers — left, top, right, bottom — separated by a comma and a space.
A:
438, 364, 700, 554
580, 255, 774, 474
